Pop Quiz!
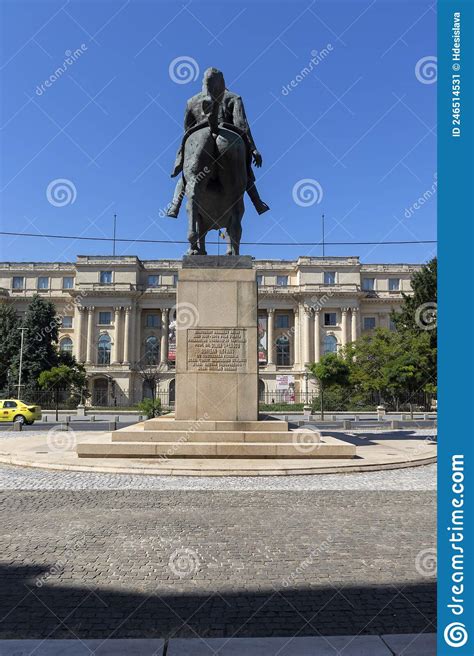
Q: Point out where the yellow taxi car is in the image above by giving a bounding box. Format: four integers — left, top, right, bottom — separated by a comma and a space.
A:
0, 400, 42, 425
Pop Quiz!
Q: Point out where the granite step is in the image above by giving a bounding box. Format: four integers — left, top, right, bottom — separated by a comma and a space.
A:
141, 419, 289, 432
111, 430, 320, 444
77, 439, 355, 459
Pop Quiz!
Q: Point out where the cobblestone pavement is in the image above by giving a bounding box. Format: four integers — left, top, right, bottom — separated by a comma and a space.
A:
0, 462, 436, 490
0, 490, 436, 639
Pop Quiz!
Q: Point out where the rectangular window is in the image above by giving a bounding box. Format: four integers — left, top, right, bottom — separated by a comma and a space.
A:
256, 275, 263, 286
324, 271, 336, 285
388, 278, 400, 291
276, 275, 288, 287
363, 317, 376, 330
275, 314, 289, 329
324, 312, 337, 326
99, 271, 112, 284
172, 274, 178, 286
62, 316, 73, 328
12, 276, 24, 290
98, 311, 112, 325
362, 278, 375, 291
146, 314, 160, 328
62, 276, 74, 289
147, 274, 160, 287
37, 276, 49, 289
389, 317, 397, 331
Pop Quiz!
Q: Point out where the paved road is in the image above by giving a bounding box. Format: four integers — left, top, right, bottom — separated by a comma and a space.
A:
0, 489, 436, 639
0, 421, 137, 433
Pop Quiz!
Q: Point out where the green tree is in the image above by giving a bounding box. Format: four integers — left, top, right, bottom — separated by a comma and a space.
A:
392, 257, 437, 392
38, 363, 88, 420
349, 328, 435, 411
348, 329, 395, 405
0, 304, 21, 392
10, 295, 60, 395
307, 353, 350, 420
393, 257, 437, 339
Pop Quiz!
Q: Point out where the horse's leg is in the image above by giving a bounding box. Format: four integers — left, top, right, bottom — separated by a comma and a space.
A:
186, 186, 200, 255
224, 229, 232, 256
197, 221, 208, 255
227, 212, 242, 256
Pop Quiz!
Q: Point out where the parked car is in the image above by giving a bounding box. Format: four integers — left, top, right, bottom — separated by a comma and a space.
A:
0, 399, 42, 425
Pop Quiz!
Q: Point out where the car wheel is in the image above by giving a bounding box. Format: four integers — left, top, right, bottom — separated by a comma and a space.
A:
13, 415, 25, 425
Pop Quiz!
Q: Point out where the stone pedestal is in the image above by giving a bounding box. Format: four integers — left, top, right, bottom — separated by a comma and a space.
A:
176, 256, 258, 421
77, 256, 356, 470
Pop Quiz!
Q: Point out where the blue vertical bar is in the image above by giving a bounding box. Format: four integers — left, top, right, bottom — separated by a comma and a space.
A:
438, 1, 474, 654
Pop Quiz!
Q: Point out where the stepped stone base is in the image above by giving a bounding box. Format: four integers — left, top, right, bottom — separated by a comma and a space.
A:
76, 418, 356, 461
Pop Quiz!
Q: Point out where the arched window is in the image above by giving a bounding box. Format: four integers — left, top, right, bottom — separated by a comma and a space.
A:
97, 334, 111, 365
145, 335, 160, 364
59, 337, 73, 355
258, 379, 266, 402
276, 336, 290, 366
323, 334, 338, 354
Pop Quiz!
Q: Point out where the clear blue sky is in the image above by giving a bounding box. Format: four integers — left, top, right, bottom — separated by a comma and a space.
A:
0, 0, 437, 264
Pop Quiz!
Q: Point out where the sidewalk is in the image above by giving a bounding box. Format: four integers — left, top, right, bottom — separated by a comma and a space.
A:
0, 634, 437, 654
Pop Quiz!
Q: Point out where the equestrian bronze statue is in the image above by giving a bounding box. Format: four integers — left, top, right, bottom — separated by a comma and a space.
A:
166, 67, 269, 255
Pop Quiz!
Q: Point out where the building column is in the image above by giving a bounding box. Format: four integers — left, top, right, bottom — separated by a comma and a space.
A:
293, 306, 300, 366
85, 306, 95, 365
303, 305, 312, 365
123, 306, 131, 364
135, 306, 141, 363
313, 308, 321, 363
160, 308, 169, 365
112, 306, 121, 364
341, 307, 349, 348
267, 308, 275, 365
75, 306, 86, 362
351, 307, 359, 342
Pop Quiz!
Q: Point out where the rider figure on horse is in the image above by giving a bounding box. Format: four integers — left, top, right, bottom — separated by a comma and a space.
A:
166, 67, 270, 218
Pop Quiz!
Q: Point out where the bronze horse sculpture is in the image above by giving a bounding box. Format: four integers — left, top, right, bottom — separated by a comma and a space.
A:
166, 67, 269, 255
182, 101, 247, 256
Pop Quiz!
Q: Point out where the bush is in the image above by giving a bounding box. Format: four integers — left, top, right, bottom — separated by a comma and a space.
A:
136, 398, 161, 419
311, 385, 377, 413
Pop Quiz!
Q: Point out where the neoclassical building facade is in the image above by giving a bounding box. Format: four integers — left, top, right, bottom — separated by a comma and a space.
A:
0, 255, 420, 405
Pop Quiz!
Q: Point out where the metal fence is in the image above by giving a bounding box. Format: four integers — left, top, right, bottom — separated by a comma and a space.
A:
1, 388, 433, 412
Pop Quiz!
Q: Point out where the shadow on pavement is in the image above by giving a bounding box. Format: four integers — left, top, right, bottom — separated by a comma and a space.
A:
0, 563, 436, 639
